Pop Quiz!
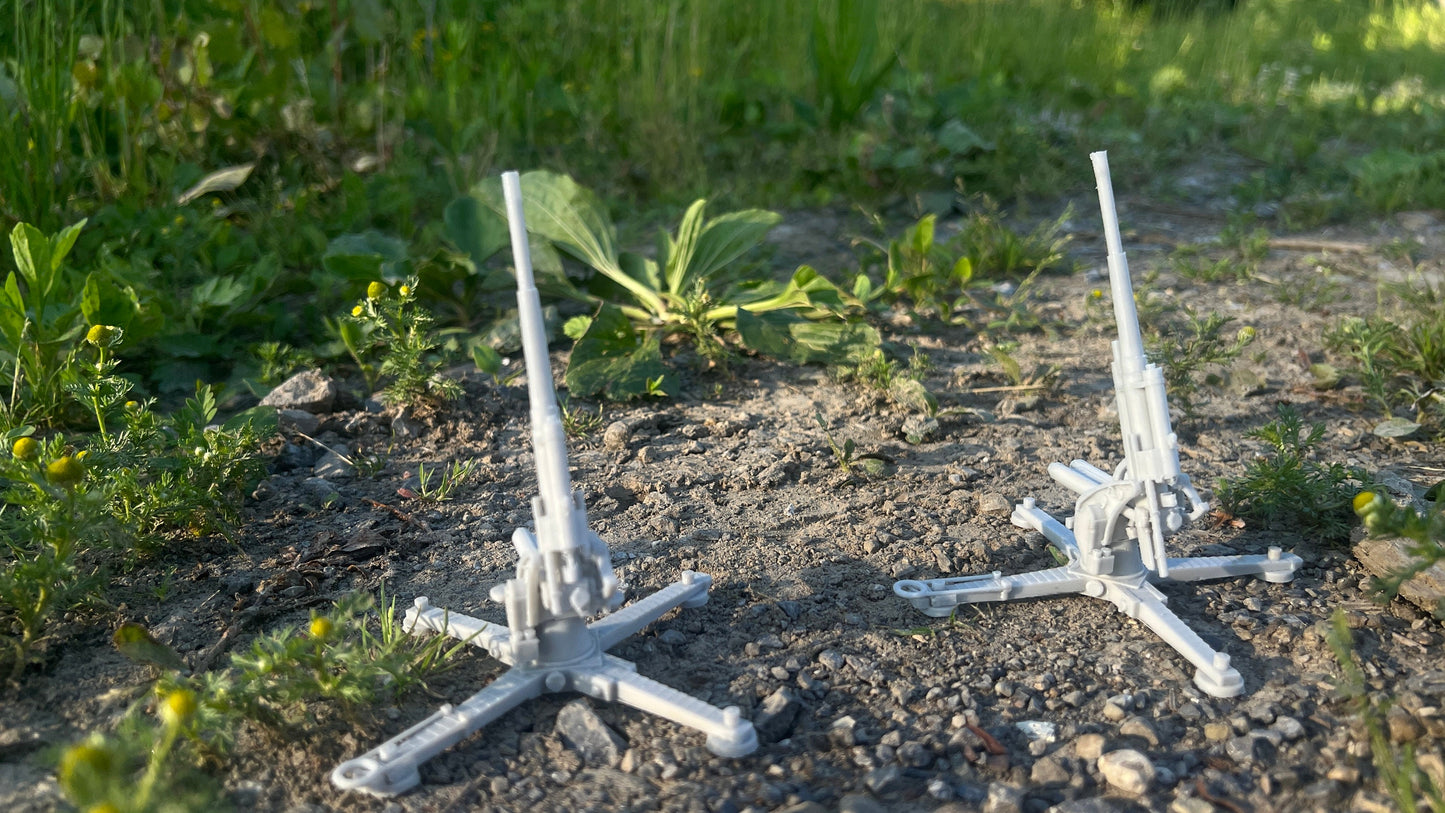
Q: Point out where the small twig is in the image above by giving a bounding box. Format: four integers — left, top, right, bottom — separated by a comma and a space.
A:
363, 497, 430, 530
967, 723, 1006, 755
1195, 777, 1247, 813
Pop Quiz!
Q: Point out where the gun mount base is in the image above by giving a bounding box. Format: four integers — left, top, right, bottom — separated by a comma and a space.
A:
331, 571, 758, 797
894, 540, 1301, 698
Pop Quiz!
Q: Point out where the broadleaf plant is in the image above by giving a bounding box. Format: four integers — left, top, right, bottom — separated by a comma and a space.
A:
447, 170, 878, 398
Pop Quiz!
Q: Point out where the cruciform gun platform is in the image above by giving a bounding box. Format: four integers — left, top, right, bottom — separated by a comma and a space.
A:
894, 152, 1302, 698
330, 172, 757, 796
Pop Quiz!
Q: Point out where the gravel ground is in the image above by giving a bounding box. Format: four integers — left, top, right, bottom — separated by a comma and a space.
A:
3, 195, 1443, 813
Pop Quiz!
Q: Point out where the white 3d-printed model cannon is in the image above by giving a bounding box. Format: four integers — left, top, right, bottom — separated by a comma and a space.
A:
894, 152, 1303, 698
330, 172, 757, 796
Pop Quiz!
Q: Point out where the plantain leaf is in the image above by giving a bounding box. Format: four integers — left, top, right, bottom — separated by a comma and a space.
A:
736, 309, 879, 364
564, 304, 674, 400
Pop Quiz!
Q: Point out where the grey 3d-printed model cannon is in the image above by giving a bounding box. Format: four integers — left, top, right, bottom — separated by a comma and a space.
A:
894, 151, 1302, 698
330, 172, 757, 796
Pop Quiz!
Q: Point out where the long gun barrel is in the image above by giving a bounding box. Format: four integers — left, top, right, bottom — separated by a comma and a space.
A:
502, 172, 586, 592
1090, 152, 1202, 576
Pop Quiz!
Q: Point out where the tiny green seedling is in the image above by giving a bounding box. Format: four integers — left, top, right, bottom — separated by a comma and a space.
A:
414, 459, 481, 503
815, 411, 891, 479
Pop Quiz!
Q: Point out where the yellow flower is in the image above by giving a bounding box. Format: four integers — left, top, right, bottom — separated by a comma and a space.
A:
310, 616, 334, 640
160, 689, 197, 727
85, 324, 120, 348
46, 455, 84, 486
59, 741, 112, 785
1352, 491, 1377, 514
398, 284, 411, 297
12, 437, 39, 461
367, 281, 386, 300
1237, 326, 1256, 344
85, 804, 120, 813
351, 305, 363, 317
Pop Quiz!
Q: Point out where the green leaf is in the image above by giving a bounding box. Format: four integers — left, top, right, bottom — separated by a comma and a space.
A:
442, 194, 510, 270
562, 315, 592, 340
1372, 417, 1422, 438
322, 231, 409, 283
9, 222, 49, 295
564, 304, 673, 400
0, 273, 25, 350
664, 199, 708, 296
736, 309, 879, 364
473, 171, 664, 315
222, 405, 279, 436
48, 219, 85, 273
471, 344, 502, 376
936, 119, 993, 155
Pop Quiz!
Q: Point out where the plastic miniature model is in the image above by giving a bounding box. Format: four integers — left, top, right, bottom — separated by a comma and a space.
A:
330, 171, 757, 796
893, 151, 1302, 698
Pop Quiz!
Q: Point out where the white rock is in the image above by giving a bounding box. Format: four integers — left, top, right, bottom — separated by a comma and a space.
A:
1097, 748, 1156, 795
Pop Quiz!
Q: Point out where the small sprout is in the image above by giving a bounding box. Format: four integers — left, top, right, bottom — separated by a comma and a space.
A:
366, 281, 386, 300
160, 688, 197, 727
309, 616, 334, 640
12, 436, 39, 461
46, 455, 85, 487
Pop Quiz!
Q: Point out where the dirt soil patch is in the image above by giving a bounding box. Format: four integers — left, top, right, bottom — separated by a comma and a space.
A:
4, 194, 1444, 813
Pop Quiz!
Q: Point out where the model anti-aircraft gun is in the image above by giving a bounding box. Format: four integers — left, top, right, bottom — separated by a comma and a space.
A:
895, 152, 1302, 698
331, 172, 756, 797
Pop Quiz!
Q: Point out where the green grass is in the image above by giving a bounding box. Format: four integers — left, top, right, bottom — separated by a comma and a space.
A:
0, 0, 1439, 392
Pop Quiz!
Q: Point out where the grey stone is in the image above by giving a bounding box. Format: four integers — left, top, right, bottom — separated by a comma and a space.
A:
1119, 716, 1160, 747
554, 700, 627, 767
313, 446, 355, 479
752, 687, 802, 743
1225, 733, 1276, 765
1097, 749, 1155, 795
863, 764, 903, 795
603, 421, 631, 451
301, 477, 340, 503
977, 492, 1013, 515
276, 408, 320, 436
817, 650, 845, 671
1048, 800, 1125, 813
1169, 798, 1214, 813
1073, 733, 1107, 760
1030, 755, 1071, 787
837, 793, 886, 813
260, 370, 336, 413
774, 804, 826, 813
897, 740, 932, 768
1271, 715, 1305, 741
1387, 706, 1424, 743
983, 782, 1026, 813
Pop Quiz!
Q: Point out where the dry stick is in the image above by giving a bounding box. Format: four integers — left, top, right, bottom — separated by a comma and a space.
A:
1195, 777, 1247, 813
1267, 237, 1372, 253
958, 383, 1054, 395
